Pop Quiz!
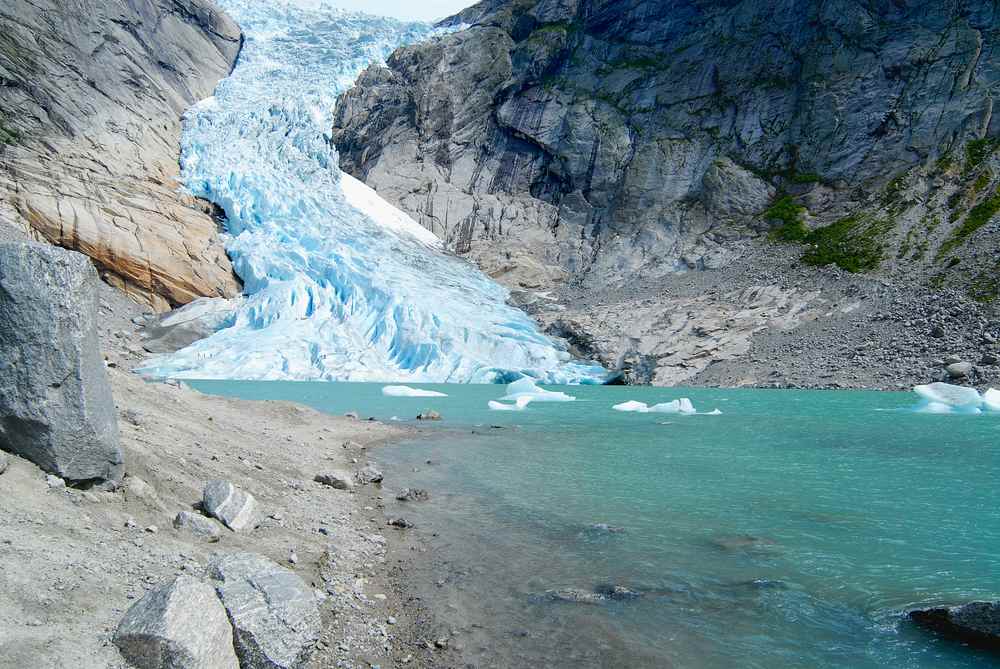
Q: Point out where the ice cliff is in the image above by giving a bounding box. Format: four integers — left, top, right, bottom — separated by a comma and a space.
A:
138, 1, 606, 384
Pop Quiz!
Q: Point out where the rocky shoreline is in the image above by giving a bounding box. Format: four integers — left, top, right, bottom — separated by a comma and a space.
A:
0, 233, 454, 668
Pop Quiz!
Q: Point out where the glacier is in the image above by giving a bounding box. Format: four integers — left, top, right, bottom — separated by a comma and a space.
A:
911, 383, 999, 414
136, 0, 607, 384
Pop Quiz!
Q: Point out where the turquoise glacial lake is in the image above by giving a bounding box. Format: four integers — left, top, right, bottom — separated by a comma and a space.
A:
189, 381, 1000, 668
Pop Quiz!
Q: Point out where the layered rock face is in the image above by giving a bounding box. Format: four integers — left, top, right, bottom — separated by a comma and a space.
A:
333, 0, 1000, 385
0, 0, 242, 311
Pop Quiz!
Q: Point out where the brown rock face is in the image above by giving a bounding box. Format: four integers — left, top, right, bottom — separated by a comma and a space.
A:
0, 0, 243, 311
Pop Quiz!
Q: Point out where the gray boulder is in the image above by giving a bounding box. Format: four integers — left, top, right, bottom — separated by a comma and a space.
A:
173, 511, 223, 542
909, 601, 1000, 651
208, 553, 321, 669
113, 575, 238, 669
0, 243, 123, 482
945, 362, 974, 379
356, 465, 383, 485
203, 480, 259, 532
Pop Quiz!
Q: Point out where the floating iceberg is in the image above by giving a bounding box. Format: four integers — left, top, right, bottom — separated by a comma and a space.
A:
382, 386, 448, 398
135, 2, 607, 385
613, 399, 699, 415
500, 378, 576, 403
911, 382, 998, 414
488, 397, 533, 411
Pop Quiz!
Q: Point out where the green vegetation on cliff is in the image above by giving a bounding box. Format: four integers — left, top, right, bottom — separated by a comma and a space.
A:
802, 215, 893, 273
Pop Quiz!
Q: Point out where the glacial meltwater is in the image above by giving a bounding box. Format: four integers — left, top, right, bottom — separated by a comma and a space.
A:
189, 381, 1000, 668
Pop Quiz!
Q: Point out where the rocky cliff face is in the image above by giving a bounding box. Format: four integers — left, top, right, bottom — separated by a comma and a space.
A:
333, 0, 1000, 387
0, 0, 242, 311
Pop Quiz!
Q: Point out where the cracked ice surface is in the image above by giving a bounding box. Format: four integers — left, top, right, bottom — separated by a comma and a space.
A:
138, 1, 606, 383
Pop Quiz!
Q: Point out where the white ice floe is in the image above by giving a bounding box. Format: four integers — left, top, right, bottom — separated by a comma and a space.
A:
488, 397, 533, 411
911, 382, 999, 414
500, 378, 576, 403
382, 385, 448, 398
612, 398, 705, 415
982, 388, 1000, 411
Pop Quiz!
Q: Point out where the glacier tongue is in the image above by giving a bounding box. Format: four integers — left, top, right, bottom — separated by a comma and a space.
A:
137, 1, 606, 384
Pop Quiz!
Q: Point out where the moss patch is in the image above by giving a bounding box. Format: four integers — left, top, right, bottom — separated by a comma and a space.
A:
964, 137, 1000, 173
0, 118, 18, 145
801, 214, 894, 273
969, 262, 1000, 303
765, 195, 808, 241
937, 188, 1000, 260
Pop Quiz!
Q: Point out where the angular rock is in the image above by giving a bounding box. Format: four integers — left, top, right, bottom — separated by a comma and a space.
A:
113, 575, 238, 669
314, 471, 354, 490
356, 465, 384, 485
0, 243, 124, 482
126, 477, 166, 510
208, 553, 321, 669
909, 601, 1000, 651
173, 511, 223, 542
203, 480, 260, 532
387, 518, 413, 529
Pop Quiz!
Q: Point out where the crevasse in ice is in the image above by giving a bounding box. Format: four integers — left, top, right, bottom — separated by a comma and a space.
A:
137, 1, 607, 384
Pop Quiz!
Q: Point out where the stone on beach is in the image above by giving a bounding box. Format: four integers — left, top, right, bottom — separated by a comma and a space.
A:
208, 552, 321, 669
945, 361, 974, 379
203, 480, 260, 532
173, 511, 223, 541
113, 575, 238, 669
909, 601, 1000, 651
356, 465, 384, 484
0, 243, 124, 482
416, 410, 442, 421
314, 470, 354, 490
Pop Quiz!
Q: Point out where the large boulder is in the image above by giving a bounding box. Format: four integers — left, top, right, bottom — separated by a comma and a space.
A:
909, 601, 1000, 651
0, 243, 123, 482
113, 576, 239, 669
208, 553, 321, 669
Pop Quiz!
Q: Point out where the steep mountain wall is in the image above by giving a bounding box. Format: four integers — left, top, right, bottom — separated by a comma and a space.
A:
333, 0, 1000, 387
0, 0, 242, 311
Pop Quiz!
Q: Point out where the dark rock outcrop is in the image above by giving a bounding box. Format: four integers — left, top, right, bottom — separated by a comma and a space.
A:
333, 0, 1000, 387
0, 243, 124, 482
909, 601, 1000, 652
0, 0, 243, 311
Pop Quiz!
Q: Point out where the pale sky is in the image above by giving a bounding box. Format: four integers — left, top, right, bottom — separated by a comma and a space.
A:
330, 0, 473, 21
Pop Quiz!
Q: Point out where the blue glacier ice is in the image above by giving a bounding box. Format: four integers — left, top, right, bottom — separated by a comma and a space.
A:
137, 1, 607, 384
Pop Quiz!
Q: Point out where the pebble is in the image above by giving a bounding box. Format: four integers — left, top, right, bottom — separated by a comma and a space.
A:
46, 474, 66, 489
387, 616, 397, 625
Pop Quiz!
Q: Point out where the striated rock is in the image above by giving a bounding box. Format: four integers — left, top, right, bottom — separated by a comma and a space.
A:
208, 552, 321, 669
314, 471, 354, 491
0, 0, 242, 311
113, 576, 239, 669
0, 243, 123, 482
203, 480, 259, 532
173, 511, 223, 542
909, 601, 1000, 651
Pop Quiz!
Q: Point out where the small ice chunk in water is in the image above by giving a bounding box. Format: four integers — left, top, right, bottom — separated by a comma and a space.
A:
984, 388, 1000, 411
613, 399, 700, 414
913, 382, 984, 414
382, 385, 448, 398
488, 397, 532, 411
612, 400, 649, 413
501, 378, 575, 403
